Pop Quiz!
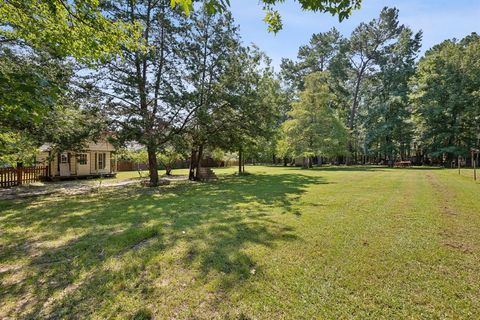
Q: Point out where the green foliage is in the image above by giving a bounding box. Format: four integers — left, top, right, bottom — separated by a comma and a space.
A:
278, 72, 349, 160
218, 47, 281, 158
184, 7, 241, 150
281, 27, 347, 92
282, 7, 423, 163
410, 33, 480, 162
117, 147, 148, 164
0, 44, 105, 166
0, 0, 138, 61
157, 147, 184, 174
263, 10, 283, 33
96, 0, 193, 185
360, 26, 422, 160
210, 148, 225, 162
1, 103, 105, 166
0, 131, 38, 166
183, 8, 279, 173
346, 7, 412, 132
207, 148, 238, 165
0, 46, 68, 130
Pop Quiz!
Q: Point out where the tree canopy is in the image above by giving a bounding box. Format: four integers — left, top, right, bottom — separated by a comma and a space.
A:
280, 7, 427, 165
0, 42, 104, 166
410, 33, 480, 163
278, 72, 348, 166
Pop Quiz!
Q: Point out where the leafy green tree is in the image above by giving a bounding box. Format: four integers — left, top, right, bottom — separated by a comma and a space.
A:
278, 72, 349, 167
360, 27, 422, 162
280, 27, 351, 147
0, 0, 136, 61
410, 33, 480, 165
210, 148, 225, 163
0, 44, 104, 166
254, 67, 286, 155
2, 0, 361, 62
281, 8, 421, 164
0, 132, 38, 167
0, 45, 68, 132
1, 6, 112, 156
180, 7, 278, 177
157, 147, 184, 175
117, 147, 149, 176
182, 7, 241, 180
97, 0, 193, 186
281, 28, 347, 92
220, 48, 280, 174
346, 7, 408, 135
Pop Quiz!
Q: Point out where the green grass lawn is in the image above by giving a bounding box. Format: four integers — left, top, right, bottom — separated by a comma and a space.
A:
1, 166, 480, 319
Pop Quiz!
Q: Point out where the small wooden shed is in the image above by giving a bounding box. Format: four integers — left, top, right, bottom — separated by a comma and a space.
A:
36, 140, 117, 179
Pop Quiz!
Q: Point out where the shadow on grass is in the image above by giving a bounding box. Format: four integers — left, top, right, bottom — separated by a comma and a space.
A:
0, 172, 325, 318
260, 165, 445, 172
259, 165, 388, 172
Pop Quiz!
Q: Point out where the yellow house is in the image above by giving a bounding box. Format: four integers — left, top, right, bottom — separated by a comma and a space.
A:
36, 140, 117, 179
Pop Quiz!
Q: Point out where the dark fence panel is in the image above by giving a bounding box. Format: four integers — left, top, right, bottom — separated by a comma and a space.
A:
116, 161, 149, 172
0, 166, 48, 188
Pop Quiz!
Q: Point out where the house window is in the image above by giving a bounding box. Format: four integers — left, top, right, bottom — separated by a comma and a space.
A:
78, 154, 87, 165
60, 154, 68, 163
98, 153, 106, 169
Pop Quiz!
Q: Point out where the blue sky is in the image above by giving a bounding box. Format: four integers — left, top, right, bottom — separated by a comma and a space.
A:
229, 0, 480, 70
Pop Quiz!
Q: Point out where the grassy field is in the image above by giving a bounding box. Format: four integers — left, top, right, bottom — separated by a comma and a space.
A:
1, 166, 480, 319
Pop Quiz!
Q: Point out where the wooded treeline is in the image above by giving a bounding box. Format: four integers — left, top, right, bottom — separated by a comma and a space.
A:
274, 7, 480, 167
1, 3, 479, 185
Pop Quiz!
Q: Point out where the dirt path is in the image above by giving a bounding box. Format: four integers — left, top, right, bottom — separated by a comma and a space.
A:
425, 172, 476, 254
0, 176, 188, 201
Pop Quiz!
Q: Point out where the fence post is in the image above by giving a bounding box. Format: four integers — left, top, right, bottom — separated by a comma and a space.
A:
17, 167, 23, 186
474, 152, 477, 181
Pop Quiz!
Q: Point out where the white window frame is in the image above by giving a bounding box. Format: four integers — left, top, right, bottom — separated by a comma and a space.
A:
98, 153, 106, 170
78, 154, 88, 165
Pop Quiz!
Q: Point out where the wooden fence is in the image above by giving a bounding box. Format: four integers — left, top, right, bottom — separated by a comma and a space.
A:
0, 166, 48, 188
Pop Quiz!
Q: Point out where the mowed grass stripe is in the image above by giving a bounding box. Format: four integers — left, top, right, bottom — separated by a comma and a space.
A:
237, 168, 480, 319
238, 169, 424, 318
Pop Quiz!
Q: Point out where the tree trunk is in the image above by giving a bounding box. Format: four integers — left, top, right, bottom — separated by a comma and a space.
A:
447, 153, 456, 168
347, 66, 367, 165
194, 144, 204, 180
189, 148, 197, 181
147, 145, 159, 186
302, 157, 308, 169
238, 147, 242, 174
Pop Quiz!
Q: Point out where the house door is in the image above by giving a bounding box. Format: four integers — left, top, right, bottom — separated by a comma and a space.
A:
59, 153, 70, 176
